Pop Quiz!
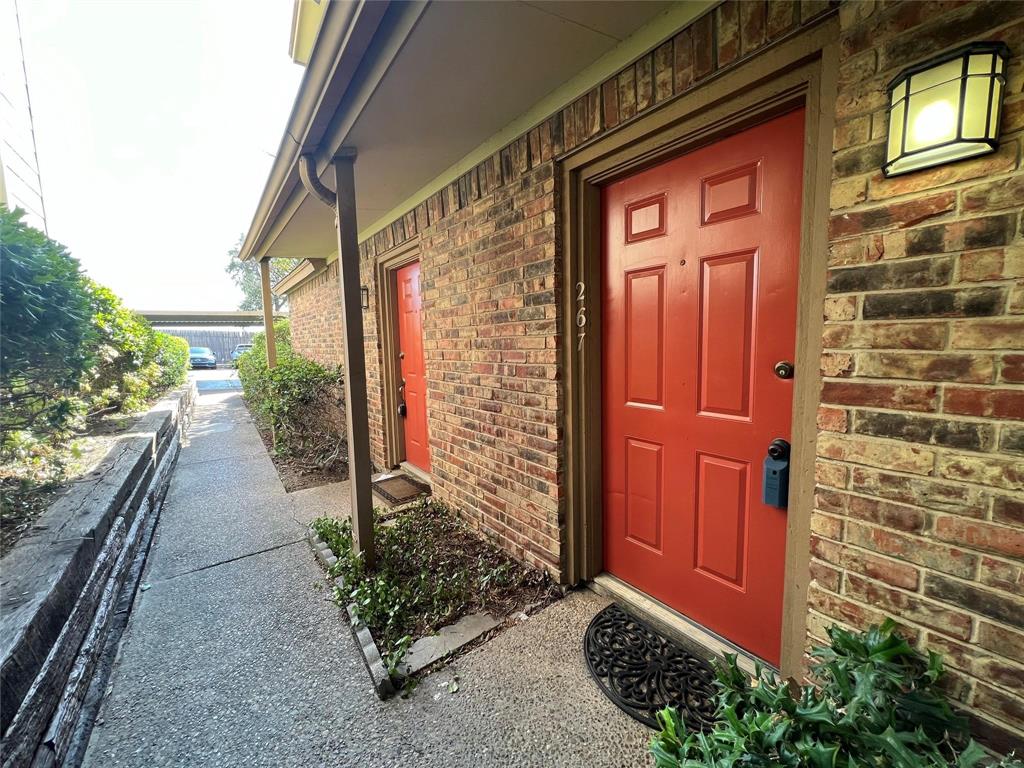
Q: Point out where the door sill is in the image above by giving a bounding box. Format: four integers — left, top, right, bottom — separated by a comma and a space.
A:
589, 573, 776, 678
399, 461, 431, 486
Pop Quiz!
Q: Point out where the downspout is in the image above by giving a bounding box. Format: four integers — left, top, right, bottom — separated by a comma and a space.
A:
299, 154, 336, 211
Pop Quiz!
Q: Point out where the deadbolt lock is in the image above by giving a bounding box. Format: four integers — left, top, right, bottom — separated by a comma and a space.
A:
774, 360, 795, 379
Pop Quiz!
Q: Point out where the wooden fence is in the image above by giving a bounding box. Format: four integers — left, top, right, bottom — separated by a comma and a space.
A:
163, 328, 259, 365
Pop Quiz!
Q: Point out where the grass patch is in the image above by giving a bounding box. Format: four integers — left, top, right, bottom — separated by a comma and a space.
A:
312, 498, 554, 674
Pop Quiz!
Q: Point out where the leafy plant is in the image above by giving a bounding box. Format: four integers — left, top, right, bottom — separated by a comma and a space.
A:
1, 206, 189, 549
1, 206, 93, 450
651, 620, 1022, 768
224, 234, 296, 311
237, 320, 346, 471
83, 281, 188, 413
312, 498, 552, 676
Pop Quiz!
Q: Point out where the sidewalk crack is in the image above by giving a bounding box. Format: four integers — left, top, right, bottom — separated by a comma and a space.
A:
158, 538, 304, 581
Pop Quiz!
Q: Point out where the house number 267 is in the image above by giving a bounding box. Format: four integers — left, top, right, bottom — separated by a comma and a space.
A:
576, 281, 587, 351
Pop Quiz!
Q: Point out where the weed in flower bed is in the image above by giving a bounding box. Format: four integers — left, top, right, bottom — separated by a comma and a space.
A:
312, 498, 556, 673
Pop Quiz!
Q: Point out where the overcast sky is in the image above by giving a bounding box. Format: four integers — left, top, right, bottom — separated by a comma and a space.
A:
18, 0, 303, 310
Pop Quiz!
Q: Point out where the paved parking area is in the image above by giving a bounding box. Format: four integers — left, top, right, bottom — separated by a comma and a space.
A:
83, 375, 650, 767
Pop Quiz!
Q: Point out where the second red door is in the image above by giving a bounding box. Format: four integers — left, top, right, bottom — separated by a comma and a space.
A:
396, 261, 430, 472
601, 109, 805, 664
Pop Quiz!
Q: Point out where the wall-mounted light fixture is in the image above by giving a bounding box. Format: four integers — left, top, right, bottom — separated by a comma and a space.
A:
360, 285, 370, 310
884, 42, 1010, 177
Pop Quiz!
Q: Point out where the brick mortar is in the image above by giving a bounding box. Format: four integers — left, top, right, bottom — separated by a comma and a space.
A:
281, 0, 1023, 747
817, 1, 1024, 741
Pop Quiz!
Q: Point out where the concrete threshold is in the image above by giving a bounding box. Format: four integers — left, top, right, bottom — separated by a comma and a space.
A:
589, 573, 774, 677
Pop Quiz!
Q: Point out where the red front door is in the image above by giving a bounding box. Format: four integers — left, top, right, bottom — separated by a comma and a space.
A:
396, 261, 430, 472
601, 109, 805, 664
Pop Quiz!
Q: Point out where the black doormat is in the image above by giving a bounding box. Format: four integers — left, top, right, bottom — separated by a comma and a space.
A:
584, 604, 718, 730
371, 474, 431, 505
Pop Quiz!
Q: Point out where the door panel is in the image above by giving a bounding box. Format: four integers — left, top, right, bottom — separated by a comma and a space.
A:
626, 268, 665, 406
396, 261, 430, 472
602, 109, 805, 664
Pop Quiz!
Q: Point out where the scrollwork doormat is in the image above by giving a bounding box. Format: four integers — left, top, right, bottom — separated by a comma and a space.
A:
584, 603, 718, 730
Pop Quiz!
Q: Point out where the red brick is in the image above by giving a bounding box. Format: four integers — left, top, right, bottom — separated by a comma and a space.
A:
845, 521, 978, 579
869, 142, 1018, 201
855, 352, 994, 383
978, 556, 1024, 594
846, 574, 973, 640
820, 381, 937, 412
829, 193, 956, 238
993, 496, 1024, 526
716, 1, 740, 67
938, 453, 1024, 492
739, 0, 767, 56
822, 322, 947, 350
944, 388, 1024, 420
672, 28, 693, 93
815, 460, 849, 489
934, 517, 1024, 560
978, 621, 1024, 661
812, 535, 919, 589
817, 406, 848, 432
950, 320, 1024, 351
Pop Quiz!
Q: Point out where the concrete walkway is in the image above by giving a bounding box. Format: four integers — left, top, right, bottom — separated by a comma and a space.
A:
83, 373, 650, 767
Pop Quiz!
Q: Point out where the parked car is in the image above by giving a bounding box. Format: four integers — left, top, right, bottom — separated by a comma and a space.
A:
231, 343, 253, 366
189, 346, 217, 369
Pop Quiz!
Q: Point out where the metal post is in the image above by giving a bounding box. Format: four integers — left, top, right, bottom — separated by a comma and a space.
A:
333, 149, 375, 568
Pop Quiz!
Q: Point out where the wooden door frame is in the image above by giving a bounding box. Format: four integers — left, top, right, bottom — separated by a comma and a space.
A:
561, 19, 839, 680
376, 238, 422, 470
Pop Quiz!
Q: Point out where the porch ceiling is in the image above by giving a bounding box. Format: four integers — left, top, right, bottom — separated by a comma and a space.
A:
251, 0, 690, 261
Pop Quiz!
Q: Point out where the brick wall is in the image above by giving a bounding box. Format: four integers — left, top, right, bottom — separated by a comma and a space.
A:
284, 0, 1022, 744
288, 262, 346, 368
286, 259, 388, 471
349, 0, 832, 575
812, 0, 1024, 751
417, 163, 561, 573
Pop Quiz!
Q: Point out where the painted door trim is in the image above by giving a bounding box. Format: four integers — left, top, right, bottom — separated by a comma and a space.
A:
561, 20, 839, 680
376, 238, 423, 470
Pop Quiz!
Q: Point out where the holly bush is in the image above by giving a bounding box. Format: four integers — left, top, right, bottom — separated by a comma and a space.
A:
651, 619, 1022, 768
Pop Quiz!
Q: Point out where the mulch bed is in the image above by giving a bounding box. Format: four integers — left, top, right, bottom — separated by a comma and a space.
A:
316, 500, 561, 669
251, 416, 347, 492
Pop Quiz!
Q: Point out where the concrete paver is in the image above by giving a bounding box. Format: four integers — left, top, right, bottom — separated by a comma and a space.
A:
83, 374, 649, 767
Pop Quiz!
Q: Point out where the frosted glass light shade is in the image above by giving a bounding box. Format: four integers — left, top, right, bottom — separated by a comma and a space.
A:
884, 42, 1010, 177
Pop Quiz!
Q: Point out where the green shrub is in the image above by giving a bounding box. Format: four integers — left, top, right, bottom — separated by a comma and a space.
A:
651, 619, 1023, 768
1, 206, 190, 464
313, 499, 551, 675
152, 333, 190, 390
83, 282, 188, 413
0, 207, 93, 455
238, 320, 345, 470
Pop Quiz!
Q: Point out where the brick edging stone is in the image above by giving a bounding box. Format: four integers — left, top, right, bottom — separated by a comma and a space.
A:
307, 528, 397, 698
